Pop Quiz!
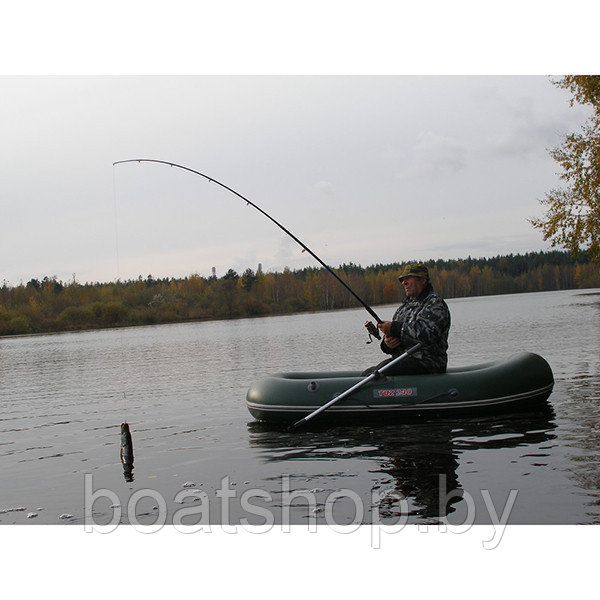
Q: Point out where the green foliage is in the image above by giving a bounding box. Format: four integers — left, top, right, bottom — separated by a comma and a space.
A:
57, 305, 95, 327
1, 251, 598, 337
241, 268, 257, 291
0, 305, 32, 334
531, 75, 600, 261
6, 316, 31, 335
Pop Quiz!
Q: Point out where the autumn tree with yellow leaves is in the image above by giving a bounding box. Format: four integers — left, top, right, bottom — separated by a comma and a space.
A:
531, 76, 600, 261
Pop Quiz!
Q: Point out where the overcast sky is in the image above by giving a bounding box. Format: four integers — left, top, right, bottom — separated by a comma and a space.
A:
0, 74, 592, 285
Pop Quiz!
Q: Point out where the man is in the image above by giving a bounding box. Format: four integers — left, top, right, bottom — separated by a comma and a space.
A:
362, 263, 450, 376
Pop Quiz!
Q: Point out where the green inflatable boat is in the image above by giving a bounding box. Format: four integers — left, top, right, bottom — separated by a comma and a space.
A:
246, 352, 554, 423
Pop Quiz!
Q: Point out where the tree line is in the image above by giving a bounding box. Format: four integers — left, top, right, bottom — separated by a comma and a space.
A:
1, 250, 599, 336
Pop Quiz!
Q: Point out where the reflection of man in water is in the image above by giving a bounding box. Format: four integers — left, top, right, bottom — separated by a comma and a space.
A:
377, 423, 462, 521
248, 407, 555, 524
363, 263, 451, 376
377, 409, 557, 523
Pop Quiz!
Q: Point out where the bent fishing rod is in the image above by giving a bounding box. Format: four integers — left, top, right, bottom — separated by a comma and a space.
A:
113, 159, 383, 327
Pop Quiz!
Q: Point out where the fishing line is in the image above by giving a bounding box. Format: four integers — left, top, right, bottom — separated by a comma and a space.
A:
112, 158, 383, 324
113, 173, 136, 482
112, 167, 128, 413
112, 167, 122, 284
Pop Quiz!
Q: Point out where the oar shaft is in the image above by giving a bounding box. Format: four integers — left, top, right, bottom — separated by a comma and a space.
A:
289, 343, 422, 429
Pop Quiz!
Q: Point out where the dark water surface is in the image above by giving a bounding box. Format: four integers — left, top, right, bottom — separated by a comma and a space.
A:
1, 289, 599, 526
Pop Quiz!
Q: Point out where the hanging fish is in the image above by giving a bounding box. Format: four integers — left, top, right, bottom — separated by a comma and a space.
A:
120, 422, 134, 482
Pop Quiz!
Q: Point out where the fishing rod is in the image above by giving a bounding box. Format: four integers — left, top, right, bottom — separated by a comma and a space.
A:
113, 159, 384, 329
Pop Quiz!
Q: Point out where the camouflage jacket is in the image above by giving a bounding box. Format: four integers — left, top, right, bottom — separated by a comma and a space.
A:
380, 283, 450, 373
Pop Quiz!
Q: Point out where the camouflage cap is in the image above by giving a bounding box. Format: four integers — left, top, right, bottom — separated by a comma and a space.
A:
398, 263, 429, 281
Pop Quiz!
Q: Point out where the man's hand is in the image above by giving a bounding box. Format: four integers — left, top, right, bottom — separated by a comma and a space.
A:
384, 335, 402, 349
377, 321, 401, 349
377, 321, 393, 336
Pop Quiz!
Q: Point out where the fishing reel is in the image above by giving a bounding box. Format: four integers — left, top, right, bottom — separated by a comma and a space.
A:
364, 320, 381, 344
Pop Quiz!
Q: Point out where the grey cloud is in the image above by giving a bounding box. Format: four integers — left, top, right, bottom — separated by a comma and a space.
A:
486, 93, 591, 159
404, 132, 468, 178
313, 181, 335, 196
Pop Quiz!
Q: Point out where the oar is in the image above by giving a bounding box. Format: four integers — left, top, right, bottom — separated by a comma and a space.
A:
288, 343, 422, 430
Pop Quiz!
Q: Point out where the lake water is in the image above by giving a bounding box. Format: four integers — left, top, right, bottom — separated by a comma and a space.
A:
1, 288, 599, 527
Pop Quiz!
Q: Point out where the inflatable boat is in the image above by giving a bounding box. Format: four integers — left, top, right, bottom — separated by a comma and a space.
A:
246, 352, 554, 424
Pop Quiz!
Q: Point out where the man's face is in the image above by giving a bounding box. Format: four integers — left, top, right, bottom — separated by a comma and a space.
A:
401, 275, 427, 298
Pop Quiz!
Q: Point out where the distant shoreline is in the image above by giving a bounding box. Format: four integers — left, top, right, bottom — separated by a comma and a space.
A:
2, 285, 599, 341
2, 250, 599, 338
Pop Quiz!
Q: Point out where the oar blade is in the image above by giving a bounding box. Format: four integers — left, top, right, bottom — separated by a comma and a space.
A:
287, 417, 307, 431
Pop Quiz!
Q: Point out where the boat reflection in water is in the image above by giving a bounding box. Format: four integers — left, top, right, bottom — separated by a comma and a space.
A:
247, 402, 556, 524
120, 422, 134, 482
